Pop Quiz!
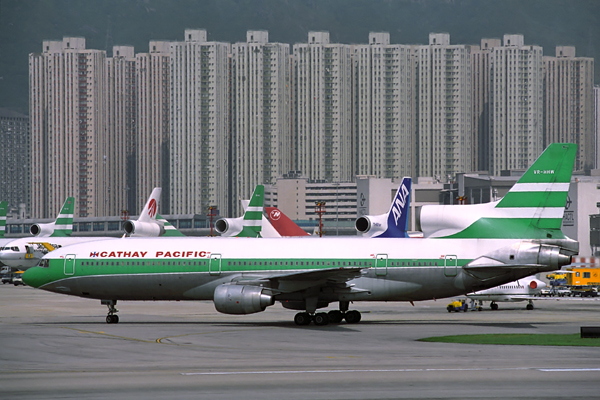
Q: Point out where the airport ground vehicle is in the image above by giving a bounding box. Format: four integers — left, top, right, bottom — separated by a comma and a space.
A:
12, 276, 24, 286
447, 299, 468, 312
570, 287, 598, 297
1, 275, 13, 284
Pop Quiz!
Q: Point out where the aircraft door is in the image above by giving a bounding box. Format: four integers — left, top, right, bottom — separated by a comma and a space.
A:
444, 255, 457, 277
375, 254, 388, 276
64, 254, 76, 275
209, 254, 221, 276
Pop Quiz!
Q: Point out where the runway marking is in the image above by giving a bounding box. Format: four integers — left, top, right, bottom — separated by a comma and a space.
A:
181, 367, 600, 376
62, 327, 156, 343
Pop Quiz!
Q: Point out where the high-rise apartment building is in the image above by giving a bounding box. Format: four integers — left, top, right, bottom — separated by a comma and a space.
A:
136, 41, 171, 214
294, 32, 353, 183
230, 31, 291, 216
489, 35, 544, 175
30, 38, 109, 218
595, 86, 600, 169
169, 30, 230, 217
471, 39, 501, 172
354, 32, 415, 179
106, 45, 136, 215
544, 46, 595, 171
416, 33, 473, 181
0, 108, 30, 215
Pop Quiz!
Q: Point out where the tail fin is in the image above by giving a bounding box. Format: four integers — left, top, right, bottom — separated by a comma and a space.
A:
237, 185, 264, 238
265, 207, 310, 236
138, 188, 161, 223
51, 197, 74, 237
379, 177, 411, 238
156, 213, 186, 237
0, 201, 7, 238
445, 143, 577, 239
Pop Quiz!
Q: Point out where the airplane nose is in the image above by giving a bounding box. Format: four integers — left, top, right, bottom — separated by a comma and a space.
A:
22, 267, 48, 288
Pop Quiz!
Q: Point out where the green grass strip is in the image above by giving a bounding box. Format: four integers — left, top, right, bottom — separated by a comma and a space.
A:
419, 334, 600, 347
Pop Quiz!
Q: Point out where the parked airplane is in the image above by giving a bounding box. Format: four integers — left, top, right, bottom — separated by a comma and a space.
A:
23, 144, 578, 325
123, 188, 184, 237
355, 177, 411, 238
0, 189, 177, 270
466, 276, 547, 310
215, 185, 273, 238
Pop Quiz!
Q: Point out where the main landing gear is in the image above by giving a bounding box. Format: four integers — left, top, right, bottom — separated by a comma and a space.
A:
293, 301, 362, 326
102, 299, 119, 324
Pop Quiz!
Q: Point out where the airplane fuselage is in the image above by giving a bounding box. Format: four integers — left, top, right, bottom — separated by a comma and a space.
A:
24, 236, 569, 305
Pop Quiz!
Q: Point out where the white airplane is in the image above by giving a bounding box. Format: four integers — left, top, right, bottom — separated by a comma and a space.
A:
0, 188, 176, 270
123, 188, 184, 237
23, 143, 579, 326
466, 276, 547, 310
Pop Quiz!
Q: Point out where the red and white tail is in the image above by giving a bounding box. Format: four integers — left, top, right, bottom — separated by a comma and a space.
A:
265, 207, 310, 237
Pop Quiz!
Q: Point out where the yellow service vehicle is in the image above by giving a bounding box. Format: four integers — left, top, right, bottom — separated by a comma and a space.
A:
446, 299, 468, 312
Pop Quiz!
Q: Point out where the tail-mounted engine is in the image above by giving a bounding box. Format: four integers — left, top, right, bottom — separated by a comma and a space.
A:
30, 223, 56, 237
355, 214, 387, 237
123, 220, 164, 237
214, 217, 243, 237
213, 284, 274, 315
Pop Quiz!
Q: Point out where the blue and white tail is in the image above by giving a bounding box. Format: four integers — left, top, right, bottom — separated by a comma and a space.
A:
355, 177, 411, 238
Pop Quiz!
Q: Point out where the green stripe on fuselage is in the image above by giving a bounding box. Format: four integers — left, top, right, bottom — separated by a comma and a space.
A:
25, 256, 469, 289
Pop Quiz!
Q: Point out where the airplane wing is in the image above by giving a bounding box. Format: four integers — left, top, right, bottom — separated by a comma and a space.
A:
231, 267, 367, 294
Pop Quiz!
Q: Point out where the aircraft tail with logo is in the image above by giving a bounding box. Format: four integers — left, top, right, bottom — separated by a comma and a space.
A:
215, 185, 265, 238
265, 207, 310, 237
355, 177, 411, 238
124, 188, 185, 237
29, 197, 74, 237
418, 143, 577, 240
0, 201, 7, 238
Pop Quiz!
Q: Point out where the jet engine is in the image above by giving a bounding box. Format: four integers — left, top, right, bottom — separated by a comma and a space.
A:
415, 202, 496, 238
355, 214, 388, 237
214, 217, 243, 237
213, 284, 274, 315
29, 222, 56, 237
123, 220, 164, 237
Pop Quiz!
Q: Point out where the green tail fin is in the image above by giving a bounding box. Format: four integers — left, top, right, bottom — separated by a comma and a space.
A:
237, 185, 264, 238
0, 201, 7, 238
51, 197, 74, 237
157, 214, 186, 237
445, 143, 577, 240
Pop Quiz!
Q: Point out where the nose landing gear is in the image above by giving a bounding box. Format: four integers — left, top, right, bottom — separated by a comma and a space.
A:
102, 299, 119, 324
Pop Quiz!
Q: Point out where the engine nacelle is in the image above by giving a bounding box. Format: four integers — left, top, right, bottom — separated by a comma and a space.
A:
416, 202, 496, 238
215, 217, 243, 237
355, 214, 387, 237
123, 220, 164, 237
213, 284, 274, 315
30, 222, 56, 237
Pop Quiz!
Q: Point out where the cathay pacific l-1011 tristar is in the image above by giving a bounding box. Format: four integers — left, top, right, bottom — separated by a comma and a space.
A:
23, 144, 579, 325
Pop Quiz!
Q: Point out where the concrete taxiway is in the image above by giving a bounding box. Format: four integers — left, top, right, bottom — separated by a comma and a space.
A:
1, 284, 599, 399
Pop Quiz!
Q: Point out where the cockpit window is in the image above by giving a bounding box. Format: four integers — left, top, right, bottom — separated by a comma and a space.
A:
12, 247, 19, 251
38, 259, 50, 268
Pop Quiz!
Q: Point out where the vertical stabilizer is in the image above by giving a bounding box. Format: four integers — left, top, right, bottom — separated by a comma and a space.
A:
0, 201, 7, 238
50, 197, 74, 237
379, 177, 412, 238
237, 185, 264, 238
156, 214, 186, 237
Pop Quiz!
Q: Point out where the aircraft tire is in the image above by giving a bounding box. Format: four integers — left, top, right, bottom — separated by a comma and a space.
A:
294, 312, 311, 326
526, 304, 534, 311
313, 313, 329, 326
345, 310, 361, 324
328, 310, 344, 323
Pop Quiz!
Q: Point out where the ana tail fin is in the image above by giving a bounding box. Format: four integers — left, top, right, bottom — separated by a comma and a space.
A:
237, 185, 264, 238
379, 177, 411, 238
0, 201, 7, 238
51, 197, 74, 237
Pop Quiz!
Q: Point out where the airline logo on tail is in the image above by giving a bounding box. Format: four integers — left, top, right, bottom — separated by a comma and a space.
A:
0, 201, 7, 238
265, 207, 310, 237
237, 185, 264, 238
379, 177, 412, 238
423, 143, 577, 240
148, 199, 158, 219
391, 183, 410, 228
51, 197, 74, 237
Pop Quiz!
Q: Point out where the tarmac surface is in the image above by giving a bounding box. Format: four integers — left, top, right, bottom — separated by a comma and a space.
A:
1, 283, 600, 399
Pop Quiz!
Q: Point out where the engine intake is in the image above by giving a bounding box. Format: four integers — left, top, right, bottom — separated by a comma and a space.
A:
30, 223, 55, 237
215, 217, 243, 236
123, 220, 164, 237
213, 284, 274, 315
